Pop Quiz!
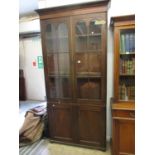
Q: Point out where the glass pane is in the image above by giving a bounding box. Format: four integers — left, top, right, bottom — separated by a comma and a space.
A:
88, 35, 101, 51
88, 53, 101, 75
47, 54, 59, 75
119, 27, 135, 101
49, 77, 60, 98
45, 23, 57, 53
89, 78, 101, 99
58, 53, 70, 75
57, 23, 69, 52
89, 20, 102, 35
77, 78, 89, 99
75, 21, 87, 52
76, 36, 87, 52
77, 78, 101, 99
120, 29, 135, 53
119, 76, 135, 101
76, 53, 88, 75
59, 77, 71, 98
120, 55, 135, 75
76, 21, 87, 35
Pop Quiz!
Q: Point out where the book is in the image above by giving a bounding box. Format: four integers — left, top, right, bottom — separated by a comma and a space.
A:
129, 33, 135, 52
125, 33, 130, 53
120, 34, 125, 53
119, 83, 127, 100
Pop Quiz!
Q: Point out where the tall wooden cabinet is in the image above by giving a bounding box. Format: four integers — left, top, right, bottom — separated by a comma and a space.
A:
36, 0, 110, 150
110, 15, 135, 155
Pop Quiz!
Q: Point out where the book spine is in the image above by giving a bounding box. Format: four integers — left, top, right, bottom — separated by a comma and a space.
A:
125, 33, 130, 53
120, 34, 122, 53
129, 33, 135, 53
129, 33, 132, 52
121, 34, 125, 53
133, 33, 135, 52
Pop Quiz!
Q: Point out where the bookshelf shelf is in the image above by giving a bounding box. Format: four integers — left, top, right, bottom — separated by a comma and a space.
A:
76, 33, 101, 37
89, 33, 102, 36
120, 52, 135, 55
119, 74, 135, 76
76, 34, 87, 37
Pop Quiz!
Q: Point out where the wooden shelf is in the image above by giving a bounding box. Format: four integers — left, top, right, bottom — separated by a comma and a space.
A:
119, 74, 135, 76
120, 52, 135, 55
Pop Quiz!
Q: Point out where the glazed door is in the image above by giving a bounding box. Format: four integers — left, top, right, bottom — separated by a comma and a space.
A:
42, 18, 74, 142
73, 13, 107, 102
114, 27, 135, 101
42, 17, 72, 101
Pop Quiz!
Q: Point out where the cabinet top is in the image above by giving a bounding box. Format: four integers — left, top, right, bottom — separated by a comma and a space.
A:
110, 14, 135, 27
36, 0, 110, 19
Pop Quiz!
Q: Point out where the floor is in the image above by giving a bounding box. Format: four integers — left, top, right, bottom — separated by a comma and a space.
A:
19, 139, 111, 155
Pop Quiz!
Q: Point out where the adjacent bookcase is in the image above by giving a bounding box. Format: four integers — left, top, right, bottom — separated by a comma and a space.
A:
110, 15, 135, 155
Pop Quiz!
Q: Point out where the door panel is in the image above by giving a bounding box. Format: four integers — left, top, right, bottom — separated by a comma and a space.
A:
48, 103, 73, 142
118, 120, 135, 155
78, 105, 106, 148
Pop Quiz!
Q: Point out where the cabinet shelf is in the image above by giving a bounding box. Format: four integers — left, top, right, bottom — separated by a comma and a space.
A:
76, 75, 102, 78
76, 50, 102, 53
119, 99, 135, 102
119, 74, 135, 76
75, 33, 101, 37
47, 51, 70, 54
48, 74, 70, 77
120, 52, 135, 55
46, 36, 68, 39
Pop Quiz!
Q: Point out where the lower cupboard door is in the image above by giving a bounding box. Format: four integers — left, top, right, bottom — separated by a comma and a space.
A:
48, 103, 73, 143
78, 105, 106, 148
114, 119, 135, 155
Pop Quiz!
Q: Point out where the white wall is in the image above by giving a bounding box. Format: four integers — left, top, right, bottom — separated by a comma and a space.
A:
19, 0, 135, 140
19, 37, 46, 101
38, 0, 102, 8
19, 14, 40, 33
19, 39, 25, 70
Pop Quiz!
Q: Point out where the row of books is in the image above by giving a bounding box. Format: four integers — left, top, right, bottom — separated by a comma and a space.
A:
120, 32, 135, 53
120, 58, 135, 74
119, 84, 135, 100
